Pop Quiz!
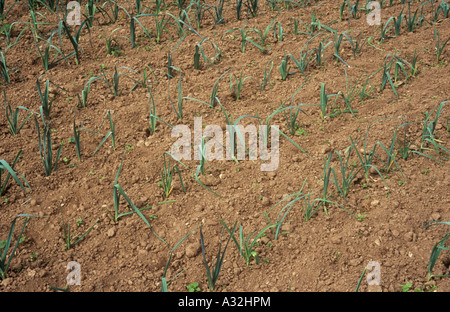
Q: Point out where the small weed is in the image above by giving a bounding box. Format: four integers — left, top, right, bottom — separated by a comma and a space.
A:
187, 282, 201, 292
356, 213, 367, 222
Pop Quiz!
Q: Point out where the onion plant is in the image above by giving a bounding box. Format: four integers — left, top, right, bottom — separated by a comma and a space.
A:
263, 179, 307, 235
329, 145, 362, 199
58, 20, 91, 65
100, 65, 123, 97
0, 52, 11, 84
120, 65, 159, 91
1, 214, 40, 280
225, 19, 266, 53
438, 0, 450, 18
351, 118, 406, 184
220, 219, 278, 266
77, 75, 102, 108
435, 26, 450, 64
423, 220, 450, 281
32, 27, 69, 71
200, 222, 237, 291
193, 37, 222, 69
4, 91, 33, 136
148, 87, 157, 135
273, 21, 284, 42
1, 21, 29, 51
92, 110, 116, 156
0, 0, 19, 19
405, 2, 420, 33
216, 97, 260, 163
84, 0, 96, 28
59, 203, 98, 250
340, 0, 361, 21
380, 53, 414, 99
229, 71, 255, 101
103, 27, 121, 55
159, 152, 186, 198
278, 52, 292, 81
36, 78, 54, 120
72, 113, 85, 161
184, 68, 230, 108
167, 37, 185, 79
34, 116, 62, 177
419, 101, 450, 159
112, 154, 170, 245
0, 150, 30, 199
210, 0, 225, 25
161, 225, 200, 291
287, 33, 319, 78
260, 58, 274, 91
168, 72, 184, 119
99, 0, 119, 23
337, 68, 361, 118
319, 83, 340, 120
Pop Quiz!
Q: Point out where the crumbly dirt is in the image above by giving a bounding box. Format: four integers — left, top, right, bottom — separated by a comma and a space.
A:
0, 0, 449, 292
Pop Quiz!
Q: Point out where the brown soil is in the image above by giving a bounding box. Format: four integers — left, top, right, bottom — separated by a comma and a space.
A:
0, 0, 449, 293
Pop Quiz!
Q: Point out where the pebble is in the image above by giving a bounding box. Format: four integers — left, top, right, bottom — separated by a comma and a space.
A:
2, 278, 12, 287
431, 212, 441, 221
322, 145, 332, 154
202, 175, 220, 186
185, 242, 201, 258
331, 236, 342, 244
404, 232, 413, 242
107, 228, 116, 238
349, 258, 362, 266
261, 197, 271, 207
176, 250, 184, 259
368, 285, 383, 292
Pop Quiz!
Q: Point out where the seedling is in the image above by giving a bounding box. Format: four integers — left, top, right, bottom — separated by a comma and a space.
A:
4, 90, 34, 136
225, 19, 266, 53
423, 220, 450, 281
35, 116, 62, 176
0, 51, 11, 84
220, 220, 278, 266
356, 213, 367, 222
161, 225, 201, 291
168, 72, 184, 119
252, 17, 276, 47
200, 222, 236, 291
112, 155, 171, 246
1, 214, 40, 280
186, 282, 201, 292
59, 204, 98, 250
159, 152, 186, 198
92, 110, 116, 156
229, 71, 254, 101
435, 26, 450, 64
